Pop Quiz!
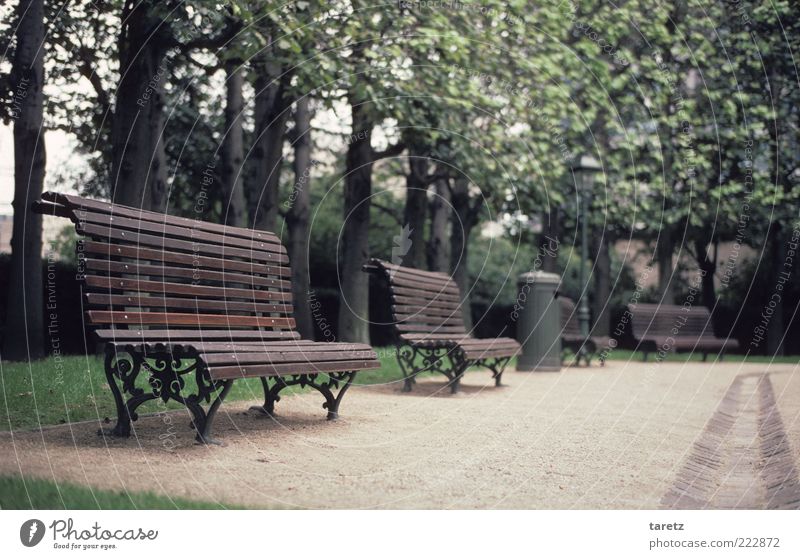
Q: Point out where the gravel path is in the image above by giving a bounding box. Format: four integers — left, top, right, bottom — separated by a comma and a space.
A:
1, 360, 798, 509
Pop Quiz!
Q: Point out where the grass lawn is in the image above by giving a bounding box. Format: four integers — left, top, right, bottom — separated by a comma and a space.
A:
0, 475, 240, 509
0, 348, 410, 432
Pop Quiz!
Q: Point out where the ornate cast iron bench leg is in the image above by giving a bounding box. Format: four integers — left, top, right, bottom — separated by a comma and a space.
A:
102, 345, 235, 445
250, 376, 290, 417
396, 345, 419, 392
101, 346, 152, 438
482, 356, 511, 387
190, 379, 233, 445
251, 372, 357, 420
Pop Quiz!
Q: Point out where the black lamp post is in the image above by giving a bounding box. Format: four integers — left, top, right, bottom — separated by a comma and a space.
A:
573, 155, 602, 348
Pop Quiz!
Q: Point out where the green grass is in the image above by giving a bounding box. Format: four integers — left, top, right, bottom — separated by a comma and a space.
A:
0, 476, 239, 509
0, 349, 407, 432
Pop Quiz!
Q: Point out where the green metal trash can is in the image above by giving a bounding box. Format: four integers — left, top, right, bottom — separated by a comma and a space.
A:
516, 271, 561, 371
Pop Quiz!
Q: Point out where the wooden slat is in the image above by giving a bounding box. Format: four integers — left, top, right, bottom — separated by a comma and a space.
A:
84, 275, 291, 303
78, 210, 286, 255
391, 285, 461, 303
372, 259, 454, 283
99, 329, 300, 342
83, 241, 290, 277
208, 359, 381, 380
393, 304, 463, 318
44, 192, 282, 245
396, 323, 465, 334
391, 295, 461, 312
84, 258, 290, 290
78, 222, 288, 264
85, 293, 292, 315
87, 311, 296, 328
394, 312, 464, 326
202, 349, 377, 365
387, 274, 460, 296
462, 347, 520, 359
160, 341, 367, 354
384, 268, 458, 291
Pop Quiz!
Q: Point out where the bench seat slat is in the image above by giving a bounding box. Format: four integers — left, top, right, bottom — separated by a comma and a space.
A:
158, 341, 367, 353
202, 349, 377, 365
208, 359, 382, 380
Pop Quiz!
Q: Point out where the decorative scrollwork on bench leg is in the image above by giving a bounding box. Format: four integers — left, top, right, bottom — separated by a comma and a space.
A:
101, 346, 148, 438
278, 372, 357, 420
396, 345, 467, 394
154, 360, 230, 445
396, 344, 420, 392
102, 346, 231, 445
481, 356, 512, 387
249, 376, 290, 417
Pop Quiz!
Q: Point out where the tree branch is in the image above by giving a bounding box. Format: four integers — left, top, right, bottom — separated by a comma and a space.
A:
372, 141, 406, 162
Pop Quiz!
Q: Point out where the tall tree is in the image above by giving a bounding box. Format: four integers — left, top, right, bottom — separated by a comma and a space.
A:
4, 0, 46, 360
285, 96, 314, 338
220, 59, 247, 227
110, 0, 173, 209
428, 175, 450, 272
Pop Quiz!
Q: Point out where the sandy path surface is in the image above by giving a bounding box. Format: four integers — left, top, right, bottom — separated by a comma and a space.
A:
1, 360, 799, 509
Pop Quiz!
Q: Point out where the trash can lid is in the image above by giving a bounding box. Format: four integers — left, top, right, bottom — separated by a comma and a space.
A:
518, 270, 561, 285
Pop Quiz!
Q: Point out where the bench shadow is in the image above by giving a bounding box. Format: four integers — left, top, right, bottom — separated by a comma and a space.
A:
31, 405, 364, 452
363, 377, 497, 398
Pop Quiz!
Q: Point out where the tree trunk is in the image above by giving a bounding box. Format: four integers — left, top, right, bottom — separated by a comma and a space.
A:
656, 233, 675, 303
220, 61, 247, 227
693, 237, 717, 310
286, 97, 314, 339
148, 91, 168, 212
427, 176, 450, 272
250, 67, 290, 232
403, 152, 428, 269
337, 102, 374, 343
110, 1, 170, 209
4, 0, 46, 361
450, 177, 475, 331
766, 224, 785, 356
592, 228, 612, 336
540, 206, 560, 273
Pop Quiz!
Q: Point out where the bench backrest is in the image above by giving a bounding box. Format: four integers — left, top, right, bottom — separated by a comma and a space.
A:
35, 192, 298, 343
364, 258, 467, 339
628, 303, 714, 340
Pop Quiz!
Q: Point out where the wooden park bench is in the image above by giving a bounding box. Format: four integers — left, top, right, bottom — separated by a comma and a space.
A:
33, 192, 379, 444
627, 303, 738, 361
559, 296, 609, 366
363, 258, 520, 393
